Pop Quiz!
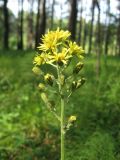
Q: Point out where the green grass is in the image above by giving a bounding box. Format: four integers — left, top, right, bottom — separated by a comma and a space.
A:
0, 50, 120, 159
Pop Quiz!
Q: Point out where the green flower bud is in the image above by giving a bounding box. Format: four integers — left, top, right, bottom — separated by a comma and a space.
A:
38, 83, 46, 91
41, 92, 50, 108
44, 73, 54, 86
68, 115, 76, 122
71, 81, 77, 91
65, 116, 77, 130
73, 62, 84, 74
76, 78, 86, 89
32, 66, 41, 75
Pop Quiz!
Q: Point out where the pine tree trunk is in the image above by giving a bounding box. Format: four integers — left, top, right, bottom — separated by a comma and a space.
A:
118, 18, 120, 56
38, 0, 46, 44
83, 23, 87, 50
51, 0, 55, 29
88, 0, 95, 54
68, 0, 78, 41
27, 0, 34, 49
17, 0, 24, 50
104, 0, 110, 56
59, 1, 63, 28
82, 0, 87, 50
35, 0, 41, 48
96, 2, 101, 79
78, 0, 83, 44
117, 2, 120, 56
3, 0, 9, 49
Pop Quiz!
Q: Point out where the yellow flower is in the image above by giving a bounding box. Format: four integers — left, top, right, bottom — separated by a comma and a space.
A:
33, 55, 44, 66
32, 66, 41, 75
49, 48, 72, 65
68, 116, 77, 122
33, 28, 85, 71
38, 39, 56, 52
69, 41, 84, 59
54, 28, 71, 41
38, 28, 71, 52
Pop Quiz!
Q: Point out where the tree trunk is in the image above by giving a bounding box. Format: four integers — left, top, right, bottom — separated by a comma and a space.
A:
82, 0, 87, 50
104, 0, 110, 56
3, 0, 9, 49
95, 1, 101, 79
27, 0, 34, 49
83, 22, 87, 50
68, 0, 78, 41
78, 0, 83, 44
51, 0, 55, 29
17, 0, 24, 50
88, 0, 95, 54
118, 17, 120, 56
35, 0, 41, 48
59, 1, 63, 28
38, 0, 46, 44
117, 1, 120, 56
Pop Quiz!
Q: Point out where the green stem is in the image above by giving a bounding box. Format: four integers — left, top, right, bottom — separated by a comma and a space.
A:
57, 65, 65, 160
61, 97, 65, 160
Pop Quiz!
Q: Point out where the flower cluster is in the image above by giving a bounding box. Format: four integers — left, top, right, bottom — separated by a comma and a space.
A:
32, 28, 86, 133
33, 28, 84, 67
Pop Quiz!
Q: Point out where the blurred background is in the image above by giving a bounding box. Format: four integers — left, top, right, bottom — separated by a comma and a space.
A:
0, 0, 120, 54
0, 0, 120, 159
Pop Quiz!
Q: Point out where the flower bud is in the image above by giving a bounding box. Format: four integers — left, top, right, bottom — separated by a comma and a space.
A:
38, 83, 45, 91
71, 81, 77, 91
33, 55, 44, 66
68, 115, 76, 123
32, 66, 41, 75
73, 62, 84, 74
76, 78, 86, 89
44, 73, 54, 86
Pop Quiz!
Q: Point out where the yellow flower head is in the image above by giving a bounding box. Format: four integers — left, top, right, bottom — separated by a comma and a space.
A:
38, 39, 56, 52
68, 116, 77, 122
33, 55, 45, 66
54, 28, 71, 41
33, 28, 85, 73
69, 41, 84, 59
38, 28, 71, 52
49, 48, 72, 65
